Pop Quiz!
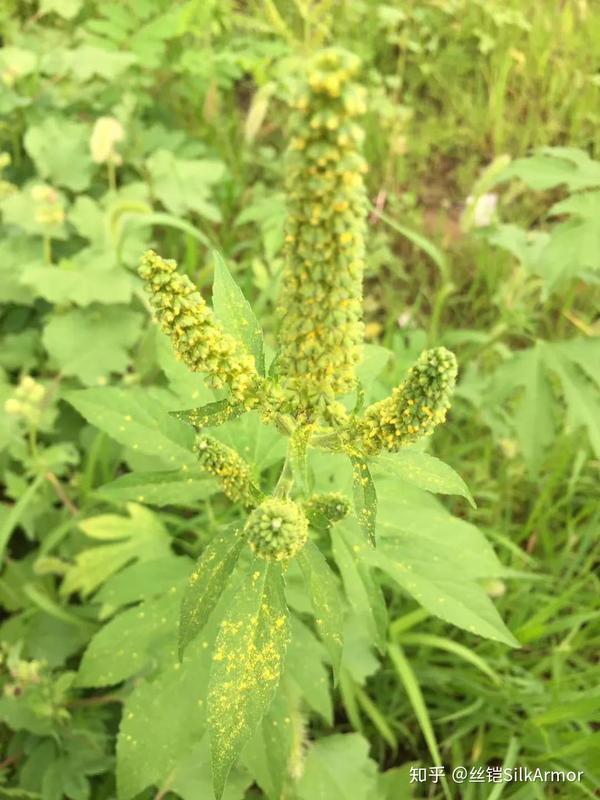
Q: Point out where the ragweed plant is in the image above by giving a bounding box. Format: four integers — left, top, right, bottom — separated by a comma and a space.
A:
129, 46, 518, 800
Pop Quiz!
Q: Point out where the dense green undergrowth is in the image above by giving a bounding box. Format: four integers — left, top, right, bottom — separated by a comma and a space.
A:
0, 2, 599, 799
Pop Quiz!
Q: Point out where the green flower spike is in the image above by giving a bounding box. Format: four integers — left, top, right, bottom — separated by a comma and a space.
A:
305, 492, 351, 524
352, 347, 458, 454
139, 250, 262, 407
277, 47, 368, 419
195, 435, 261, 507
244, 497, 308, 562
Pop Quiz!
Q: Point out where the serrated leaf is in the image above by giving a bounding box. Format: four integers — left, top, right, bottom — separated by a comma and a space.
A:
373, 449, 475, 507
24, 117, 93, 192
43, 307, 142, 385
97, 468, 216, 506
179, 529, 245, 659
241, 683, 295, 800
21, 259, 132, 307
542, 343, 600, 457
331, 527, 387, 653
493, 344, 556, 473
496, 147, 600, 192
208, 561, 290, 800
285, 617, 333, 724
146, 149, 224, 221
77, 591, 179, 687
296, 734, 378, 800
61, 503, 171, 598
173, 399, 245, 431
297, 540, 344, 680
212, 252, 265, 374
351, 456, 377, 546
66, 387, 196, 465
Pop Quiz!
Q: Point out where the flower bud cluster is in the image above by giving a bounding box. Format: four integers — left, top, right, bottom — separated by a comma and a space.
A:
195, 435, 260, 507
305, 492, 351, 524
352, 347, 458, 454
4, 375, 46, 426
139, 251, 262, 407
277, 47, 368, 418
244, 497, 308, 562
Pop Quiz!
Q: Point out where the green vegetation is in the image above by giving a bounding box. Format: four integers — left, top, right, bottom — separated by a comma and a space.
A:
1, 2, 598, 800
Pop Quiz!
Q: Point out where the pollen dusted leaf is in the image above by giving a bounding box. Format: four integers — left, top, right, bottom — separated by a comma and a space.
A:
66, 387, 196, 465
373, 449, 475, 508
97, 468, 216, 507
178, 529, 245, 659
351, 456, 377, 546
208, 560, 290, 800
297, 540, 344, 680
172, 399, 245, 431
212, 252, 265, 375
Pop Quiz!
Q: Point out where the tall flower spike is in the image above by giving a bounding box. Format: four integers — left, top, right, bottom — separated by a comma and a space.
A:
139, 251, 262, 406
195, 435, 261, 507
351, 347, 458, 454
277, 47, 368, 419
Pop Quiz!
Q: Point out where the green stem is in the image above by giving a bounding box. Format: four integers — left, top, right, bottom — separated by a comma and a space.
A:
43, 235, 52, 265
274, 447, 294, 499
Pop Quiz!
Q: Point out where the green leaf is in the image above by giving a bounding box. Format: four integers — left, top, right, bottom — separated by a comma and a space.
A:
542, 342, 600, 457
173, 399, 245, 431
117, 638, 209, 800
351, 456, 377, 546
368, 537, 518, 647
179, 529, 245, 659
241, 684, 296, 800
146, 149, 224, 221
491, 343, 556, 473
77, 591, 179, 687
61, 503, 171, 598
21, 258, 132, 307
373, 449, 475, 507
296, 734, 378, 800
24, 117, 93, 192
66, 387, 196, 464
285, 617, 333, 724
95, 557, 191, 616
212, 252, 265, 374
297, 540, 344, 680
496, 147, 600, 192
208, 561, 290, 800
97, 468, 216, 506
43, 307, 142, 385
332, 526, 387, 653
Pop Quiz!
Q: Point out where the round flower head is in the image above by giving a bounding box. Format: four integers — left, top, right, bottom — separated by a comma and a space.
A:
139, 250, 262, 407
277, 47, 368, 420
244, 497, 308, 562
352, 347, 458, 454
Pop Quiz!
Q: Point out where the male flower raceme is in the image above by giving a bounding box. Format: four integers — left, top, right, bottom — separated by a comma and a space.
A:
139, 250, 263, 408
276, 47, 368, 419
350, 347, 458, 455
194, 435, 261, 508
